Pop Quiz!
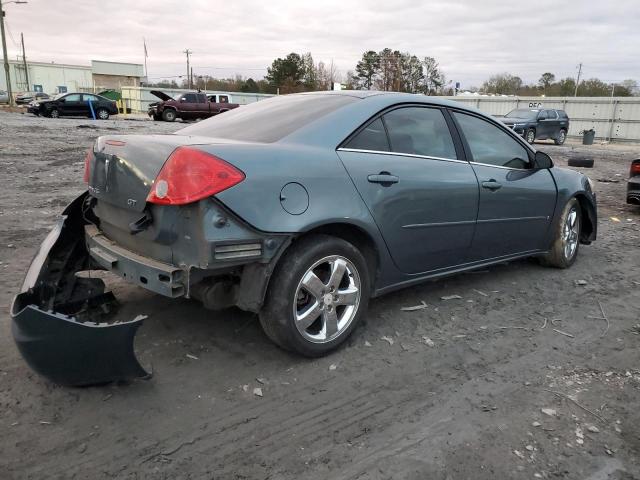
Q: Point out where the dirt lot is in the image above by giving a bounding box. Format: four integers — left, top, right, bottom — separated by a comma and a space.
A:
0, 110, 639, 479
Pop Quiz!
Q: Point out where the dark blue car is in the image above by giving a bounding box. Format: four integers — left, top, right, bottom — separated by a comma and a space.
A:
11, 91, 597, 386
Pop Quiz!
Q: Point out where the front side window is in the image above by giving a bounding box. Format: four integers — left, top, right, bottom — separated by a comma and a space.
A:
183, 93, 197, 103
453, 112, 530, 169
64, 94, 81, 102
344, 118, 389, 151
383, 107, 457, 159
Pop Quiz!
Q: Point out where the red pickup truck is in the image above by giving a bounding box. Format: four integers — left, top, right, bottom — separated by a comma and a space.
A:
148, 91, 240, 122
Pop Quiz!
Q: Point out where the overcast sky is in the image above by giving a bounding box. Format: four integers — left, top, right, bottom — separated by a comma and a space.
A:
2, 0, 638, 88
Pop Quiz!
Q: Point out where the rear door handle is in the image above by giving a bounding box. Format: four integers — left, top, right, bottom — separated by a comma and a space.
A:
481, 180, 502, 191
368, 172, 399, 185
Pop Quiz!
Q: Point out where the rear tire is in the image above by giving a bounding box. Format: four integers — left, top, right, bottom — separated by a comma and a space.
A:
540, 198, 581, 268
554, 129, 567, 145
96, 108, 109, 120
162, 109, 177, 122
259, 235, 370, 357
525, 129, 536, 144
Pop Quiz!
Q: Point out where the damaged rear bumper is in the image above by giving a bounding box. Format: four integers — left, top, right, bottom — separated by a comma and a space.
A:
10, 192, 150, 387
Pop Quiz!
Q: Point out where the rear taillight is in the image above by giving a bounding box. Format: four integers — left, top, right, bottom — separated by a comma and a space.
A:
146, 146, 245, 205
630, 161, 640, 177
83, 148, 92, 183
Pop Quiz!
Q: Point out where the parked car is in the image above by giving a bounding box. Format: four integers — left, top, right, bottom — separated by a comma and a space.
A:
627, 159, 640, 205
498, 108, 570, 145
27, 92, 118, 119
148, 90, 240, 122
11, 91, 598, 386
15, 91, 50, 105
0, 90, 8, 104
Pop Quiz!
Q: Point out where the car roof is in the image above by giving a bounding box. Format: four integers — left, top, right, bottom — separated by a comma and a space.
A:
296, 90, 470, 109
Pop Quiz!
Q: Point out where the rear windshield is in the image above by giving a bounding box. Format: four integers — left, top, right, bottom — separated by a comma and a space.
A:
177, 94, 358, 143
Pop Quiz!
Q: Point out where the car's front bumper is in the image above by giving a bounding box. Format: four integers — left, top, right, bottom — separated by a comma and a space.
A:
10, 193, 150, 386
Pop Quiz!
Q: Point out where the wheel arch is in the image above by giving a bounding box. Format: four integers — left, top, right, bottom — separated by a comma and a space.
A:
574, 193, 597, 243
297, 222, 380, 294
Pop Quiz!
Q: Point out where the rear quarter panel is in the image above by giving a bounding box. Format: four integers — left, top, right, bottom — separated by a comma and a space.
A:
207, 142, 403, 291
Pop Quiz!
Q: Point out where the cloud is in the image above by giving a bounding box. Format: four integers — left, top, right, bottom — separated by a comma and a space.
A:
3, 0, 639, 87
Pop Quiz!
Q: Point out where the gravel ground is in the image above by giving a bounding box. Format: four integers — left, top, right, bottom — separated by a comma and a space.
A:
0, 111, 639, 479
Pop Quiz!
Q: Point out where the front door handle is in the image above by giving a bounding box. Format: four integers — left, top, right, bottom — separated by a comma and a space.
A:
368, 172, 399, 185
481, 179, 502, 191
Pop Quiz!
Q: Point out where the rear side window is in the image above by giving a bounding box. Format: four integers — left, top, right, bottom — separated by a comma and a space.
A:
545, 109, 558, 119
177, 94, 358, 143
64, 94, 81, 102
558, 110, 568, 119
453, 112, 530, 169
219, 95, 229, 103
383, 107, 457, 159
196, 94, 207, 103
344, 118, 389, 151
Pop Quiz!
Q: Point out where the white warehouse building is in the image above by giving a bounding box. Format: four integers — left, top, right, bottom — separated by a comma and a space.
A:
0, 59, 144, 95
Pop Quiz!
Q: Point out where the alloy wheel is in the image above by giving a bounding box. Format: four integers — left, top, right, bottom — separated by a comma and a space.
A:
293, 255, 361, 343
98, 109, 109, 120
527, 130, 535, 143
563, 207, 579, 260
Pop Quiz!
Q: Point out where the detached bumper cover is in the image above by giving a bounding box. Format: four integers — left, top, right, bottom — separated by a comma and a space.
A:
10, 192, 150, 386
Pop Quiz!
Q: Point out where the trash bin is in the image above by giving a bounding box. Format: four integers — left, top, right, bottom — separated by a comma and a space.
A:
582, 129, 595, 145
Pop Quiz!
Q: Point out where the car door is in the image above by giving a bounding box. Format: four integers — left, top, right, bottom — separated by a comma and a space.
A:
535, 109, 550, 137
337, 106, 480, 274
59, 93, 83, 115
82, 94, 101, 116
451, 111, 557, 260
181, 93, 200, 119
545, 109, 560, 138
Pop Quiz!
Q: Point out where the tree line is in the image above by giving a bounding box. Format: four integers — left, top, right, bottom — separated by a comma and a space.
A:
147, 52, 638, 97
478, 72, 638, 97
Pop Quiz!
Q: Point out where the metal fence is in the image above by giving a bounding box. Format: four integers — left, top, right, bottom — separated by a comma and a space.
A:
121, 87, 274, 114
444, 96, 640, 143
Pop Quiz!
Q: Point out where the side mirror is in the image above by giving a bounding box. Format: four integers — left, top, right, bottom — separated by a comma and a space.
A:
535, 151, 554, 169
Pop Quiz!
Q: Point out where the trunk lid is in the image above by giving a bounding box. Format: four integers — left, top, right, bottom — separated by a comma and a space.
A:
89, 135, 200, 213
88, 134, 250, 213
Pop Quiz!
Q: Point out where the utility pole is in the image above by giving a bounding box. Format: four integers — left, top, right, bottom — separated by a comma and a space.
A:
0, 0, 13, 105
183, 49, 192, 89
20, 31, 27, 89
574, 63, 582, 97
0, 0, 27, 106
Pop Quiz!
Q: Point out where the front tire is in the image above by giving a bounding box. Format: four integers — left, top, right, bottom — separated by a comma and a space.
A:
48, 108, 60, 119
162, 109, 177, 122
540, 198, 581, 268
259, 235, 370, 357
525, 129, 536, 144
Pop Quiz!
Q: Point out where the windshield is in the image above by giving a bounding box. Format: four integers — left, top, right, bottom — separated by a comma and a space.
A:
505, 109, 539, 120
53, 93, 66, 100
177, 94, 358, 143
